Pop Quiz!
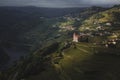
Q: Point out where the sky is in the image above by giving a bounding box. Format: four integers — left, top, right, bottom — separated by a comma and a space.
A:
0, 0, 120, 8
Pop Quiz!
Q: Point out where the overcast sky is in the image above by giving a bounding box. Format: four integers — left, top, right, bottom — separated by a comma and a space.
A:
0, 0, 120, 8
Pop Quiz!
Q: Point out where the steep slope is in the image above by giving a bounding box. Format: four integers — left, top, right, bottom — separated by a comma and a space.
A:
79, 5, 120, 32
5, 42, 120, 80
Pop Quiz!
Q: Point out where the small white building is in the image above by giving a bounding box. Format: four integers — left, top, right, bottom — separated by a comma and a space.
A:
106, 23, 112, 26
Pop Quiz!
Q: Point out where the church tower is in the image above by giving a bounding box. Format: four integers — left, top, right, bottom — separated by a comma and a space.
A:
73, 33, 79, 42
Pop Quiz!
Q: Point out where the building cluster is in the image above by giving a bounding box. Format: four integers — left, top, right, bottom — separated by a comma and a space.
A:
59, 26, 75, 32
72, 31, 120, 48
105, 38, 120, 48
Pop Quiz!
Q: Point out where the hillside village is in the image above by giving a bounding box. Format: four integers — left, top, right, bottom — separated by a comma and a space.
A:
56, 5, 120, 49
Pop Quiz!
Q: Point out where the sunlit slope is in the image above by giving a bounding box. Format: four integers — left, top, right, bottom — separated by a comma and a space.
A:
27, 42, 92, 80
27, 42, 120, 80
79, 5, 120, 31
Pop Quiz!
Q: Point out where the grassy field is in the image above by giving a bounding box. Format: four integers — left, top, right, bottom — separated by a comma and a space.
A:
27, 42, 120, 80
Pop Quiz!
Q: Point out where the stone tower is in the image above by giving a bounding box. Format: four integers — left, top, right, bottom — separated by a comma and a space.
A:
73, 33, 79, 42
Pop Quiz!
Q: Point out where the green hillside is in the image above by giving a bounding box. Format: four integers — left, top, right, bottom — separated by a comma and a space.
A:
79, 5, 120, 33
1, 5, 120, 80
5, 42, 120, 80
24, 6, 120, 80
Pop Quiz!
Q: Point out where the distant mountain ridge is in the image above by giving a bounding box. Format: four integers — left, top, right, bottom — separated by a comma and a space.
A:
0, 6, 87, 18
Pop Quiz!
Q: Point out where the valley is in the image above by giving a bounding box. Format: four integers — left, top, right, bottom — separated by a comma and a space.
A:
0, 5, 120, 80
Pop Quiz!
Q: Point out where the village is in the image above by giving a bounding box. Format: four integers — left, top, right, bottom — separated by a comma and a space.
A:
52, 18, 120, 52
51, 12, 120, 49
72, 28, 120, 48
